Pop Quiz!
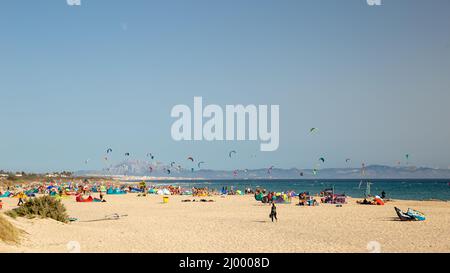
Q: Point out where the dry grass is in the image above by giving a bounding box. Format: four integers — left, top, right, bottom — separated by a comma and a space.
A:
0, 214, 22, 244
6, 196, 69, 223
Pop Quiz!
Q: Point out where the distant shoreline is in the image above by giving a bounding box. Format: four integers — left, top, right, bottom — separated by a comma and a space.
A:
74, 164, 450, 180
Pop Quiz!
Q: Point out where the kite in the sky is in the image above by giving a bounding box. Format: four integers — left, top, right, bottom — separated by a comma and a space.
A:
405, 154, 410, 164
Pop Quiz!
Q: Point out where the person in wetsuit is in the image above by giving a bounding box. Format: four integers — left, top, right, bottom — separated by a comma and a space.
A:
270, 203, 277, 222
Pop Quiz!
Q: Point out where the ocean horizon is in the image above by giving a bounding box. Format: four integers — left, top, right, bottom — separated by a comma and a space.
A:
142, 179, 450, 201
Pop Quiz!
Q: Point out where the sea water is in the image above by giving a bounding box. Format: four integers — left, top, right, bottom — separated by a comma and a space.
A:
145, 179, 450, 201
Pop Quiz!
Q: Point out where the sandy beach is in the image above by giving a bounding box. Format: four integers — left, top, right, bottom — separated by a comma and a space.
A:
1, 194, 449, 253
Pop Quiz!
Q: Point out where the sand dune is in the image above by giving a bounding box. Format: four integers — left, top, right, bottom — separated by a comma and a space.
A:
1, 195, 450, 253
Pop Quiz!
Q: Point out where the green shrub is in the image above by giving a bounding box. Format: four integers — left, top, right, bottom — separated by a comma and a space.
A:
6, 196, 69, 223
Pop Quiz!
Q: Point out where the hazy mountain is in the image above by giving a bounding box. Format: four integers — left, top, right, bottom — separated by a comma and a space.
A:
74, 161, 450, 179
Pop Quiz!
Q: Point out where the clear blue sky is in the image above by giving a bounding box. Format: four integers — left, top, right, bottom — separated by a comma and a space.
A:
1, 0, 449, 172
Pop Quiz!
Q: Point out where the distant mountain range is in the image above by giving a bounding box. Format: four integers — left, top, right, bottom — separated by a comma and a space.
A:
75, 160, 450, 179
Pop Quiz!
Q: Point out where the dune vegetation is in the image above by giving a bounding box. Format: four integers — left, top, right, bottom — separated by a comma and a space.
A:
0, 214, 22, 244
6, 196, 69, 223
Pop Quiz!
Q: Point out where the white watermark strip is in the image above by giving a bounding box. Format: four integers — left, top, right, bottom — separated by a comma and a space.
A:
171, 97, 280, 152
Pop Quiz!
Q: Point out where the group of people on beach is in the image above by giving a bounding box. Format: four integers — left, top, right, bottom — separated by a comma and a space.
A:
1, 180, 392, 225
357, 190, 388, 206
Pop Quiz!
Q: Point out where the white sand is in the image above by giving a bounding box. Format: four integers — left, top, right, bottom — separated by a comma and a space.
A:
1, 194, 450, 253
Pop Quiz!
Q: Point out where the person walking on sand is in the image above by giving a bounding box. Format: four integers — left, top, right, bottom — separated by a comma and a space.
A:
17, 192, 25, 206
269, 203, 277, 222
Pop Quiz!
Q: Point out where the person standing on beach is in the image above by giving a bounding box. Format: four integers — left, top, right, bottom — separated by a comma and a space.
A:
269, 203, 277, 222
143, 185, 147, 196
267, 192, 273, 203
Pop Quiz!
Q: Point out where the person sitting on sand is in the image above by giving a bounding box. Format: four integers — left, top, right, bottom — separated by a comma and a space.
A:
270, 203, 277, 222
307, 196, 319, 206
381, 190, 386, 199
357, 198, 372, 205
298, 195, 306, 206
298, 193, 307, 205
